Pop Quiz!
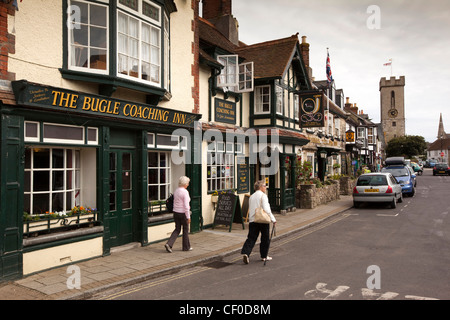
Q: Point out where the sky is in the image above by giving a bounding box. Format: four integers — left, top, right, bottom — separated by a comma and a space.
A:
232, 0, 450, 143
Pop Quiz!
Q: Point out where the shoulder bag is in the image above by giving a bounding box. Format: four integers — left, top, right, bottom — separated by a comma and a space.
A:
254, 195, 271, 224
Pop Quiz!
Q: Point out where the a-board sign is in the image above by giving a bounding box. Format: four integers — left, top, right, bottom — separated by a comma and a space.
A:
213, 193, 245, 232
241, 194, 250, 222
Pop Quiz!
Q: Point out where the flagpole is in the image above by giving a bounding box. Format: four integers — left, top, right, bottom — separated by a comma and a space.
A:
326, 48, 330, 136
391, 58, 393, 76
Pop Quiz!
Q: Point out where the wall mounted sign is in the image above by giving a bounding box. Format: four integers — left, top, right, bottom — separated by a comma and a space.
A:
11, 80, 201, 128
237, 156, 249, 194
299, 92, 324, 128
214, 98, 236, 124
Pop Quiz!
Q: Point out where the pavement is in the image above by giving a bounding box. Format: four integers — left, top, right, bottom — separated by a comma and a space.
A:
0, 195, 353, 300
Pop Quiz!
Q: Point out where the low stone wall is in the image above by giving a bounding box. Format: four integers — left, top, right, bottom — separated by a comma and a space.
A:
339, 176, 357, 195
296, 180, 341, 209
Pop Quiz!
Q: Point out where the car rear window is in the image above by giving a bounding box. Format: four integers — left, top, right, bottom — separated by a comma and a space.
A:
357, 175, 388, 186
435, 164, 447, 169
381, 167, 409, 176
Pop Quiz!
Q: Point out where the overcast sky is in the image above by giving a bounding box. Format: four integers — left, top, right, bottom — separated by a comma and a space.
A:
233, 0, 450, 143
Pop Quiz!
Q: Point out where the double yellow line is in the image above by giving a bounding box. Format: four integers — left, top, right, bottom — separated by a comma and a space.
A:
99, 267, 207, 300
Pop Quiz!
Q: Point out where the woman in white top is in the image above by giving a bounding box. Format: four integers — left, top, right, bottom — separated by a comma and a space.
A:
241, 180, 276, 264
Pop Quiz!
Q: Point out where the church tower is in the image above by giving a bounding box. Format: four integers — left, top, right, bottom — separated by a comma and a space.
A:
380, 76, 406, 145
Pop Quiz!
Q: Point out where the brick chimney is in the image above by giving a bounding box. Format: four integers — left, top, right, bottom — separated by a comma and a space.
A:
344, 98, 359, 115
202, 0, 232, 19
300, 36, 312, 81
202, 0, 239, 46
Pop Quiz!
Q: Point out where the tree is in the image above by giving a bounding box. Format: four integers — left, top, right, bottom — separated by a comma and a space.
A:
385, 135, 427, 159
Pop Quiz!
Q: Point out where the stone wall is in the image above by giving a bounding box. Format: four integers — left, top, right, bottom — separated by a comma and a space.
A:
296, 180, 341, 209
339, 176, 357, 195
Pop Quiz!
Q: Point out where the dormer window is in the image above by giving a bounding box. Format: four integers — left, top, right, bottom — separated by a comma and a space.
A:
217, 54, 254, 93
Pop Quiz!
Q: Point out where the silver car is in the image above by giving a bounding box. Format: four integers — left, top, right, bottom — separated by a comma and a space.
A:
353, 173, 403, 209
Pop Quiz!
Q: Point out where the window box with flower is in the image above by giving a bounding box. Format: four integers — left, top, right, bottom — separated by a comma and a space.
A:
23, 206, 99, 237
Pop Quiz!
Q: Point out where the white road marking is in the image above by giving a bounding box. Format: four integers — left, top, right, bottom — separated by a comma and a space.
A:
305, 282, 439, 300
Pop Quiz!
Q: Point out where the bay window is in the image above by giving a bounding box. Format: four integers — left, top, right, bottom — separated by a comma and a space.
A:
68, 0, 109, 73
255, 85, 271, 114
66, 0, 170, 91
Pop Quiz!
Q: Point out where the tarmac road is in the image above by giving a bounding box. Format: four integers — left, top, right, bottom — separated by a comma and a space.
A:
92, 169, 449, 301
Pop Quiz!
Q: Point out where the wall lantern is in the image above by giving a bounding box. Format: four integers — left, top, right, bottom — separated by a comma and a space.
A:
319, 150, 328, 159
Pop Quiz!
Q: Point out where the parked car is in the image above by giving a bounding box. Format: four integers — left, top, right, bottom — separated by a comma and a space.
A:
353, 173, 403, 209
407, 165, 417, 187
411, 162, 423, 175
433, 163, 450, 176
427, 160, 437, 168
381, 157, 415, 197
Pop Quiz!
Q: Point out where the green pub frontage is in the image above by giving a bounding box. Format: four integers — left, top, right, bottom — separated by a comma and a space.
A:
0, 80, 202, 280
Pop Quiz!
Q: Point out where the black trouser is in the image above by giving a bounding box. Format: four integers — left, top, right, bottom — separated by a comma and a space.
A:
241, 222, 270, 259
167, 212, 191, 251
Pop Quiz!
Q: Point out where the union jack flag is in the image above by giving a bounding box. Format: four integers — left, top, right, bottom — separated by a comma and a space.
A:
326, 50, 333, 84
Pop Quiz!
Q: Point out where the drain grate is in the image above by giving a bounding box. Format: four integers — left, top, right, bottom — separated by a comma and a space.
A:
204, 261, 233, 269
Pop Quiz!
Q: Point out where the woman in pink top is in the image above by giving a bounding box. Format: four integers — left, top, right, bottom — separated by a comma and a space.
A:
165, 176, 192, 252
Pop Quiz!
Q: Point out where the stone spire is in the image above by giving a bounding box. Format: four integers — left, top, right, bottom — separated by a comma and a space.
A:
438, 113, 446, 139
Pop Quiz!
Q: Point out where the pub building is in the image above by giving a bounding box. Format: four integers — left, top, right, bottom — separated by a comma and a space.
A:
0, 0, 203, 280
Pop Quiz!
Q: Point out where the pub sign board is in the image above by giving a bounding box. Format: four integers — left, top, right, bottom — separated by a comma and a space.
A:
214, 98, 236, 124
11, 80, 200, 128
345, 130, 355, 143
299, 92, 324, 128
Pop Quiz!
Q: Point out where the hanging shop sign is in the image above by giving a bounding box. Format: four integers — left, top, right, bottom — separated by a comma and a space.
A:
345, 130, 355, 143
299, 91, 324, 128
11, 80, 200, 128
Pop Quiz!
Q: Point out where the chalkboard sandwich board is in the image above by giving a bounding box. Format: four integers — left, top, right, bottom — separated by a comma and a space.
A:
213, 193, 245, 232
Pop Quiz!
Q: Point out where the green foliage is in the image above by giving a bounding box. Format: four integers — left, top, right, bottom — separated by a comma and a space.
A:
295, 153, 313, 186
386, 135, 427, 158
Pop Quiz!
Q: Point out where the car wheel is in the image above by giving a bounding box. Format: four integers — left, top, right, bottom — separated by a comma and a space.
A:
390, 198, 397, 209
410, 188, 415, 197
353, 201, 360, 208
398, 193, 403, 203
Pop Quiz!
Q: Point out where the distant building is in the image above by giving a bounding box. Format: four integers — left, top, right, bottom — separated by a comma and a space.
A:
428, 113, 450, 164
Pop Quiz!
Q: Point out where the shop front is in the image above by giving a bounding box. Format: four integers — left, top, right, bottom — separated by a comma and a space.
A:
0, 80, 201, 280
